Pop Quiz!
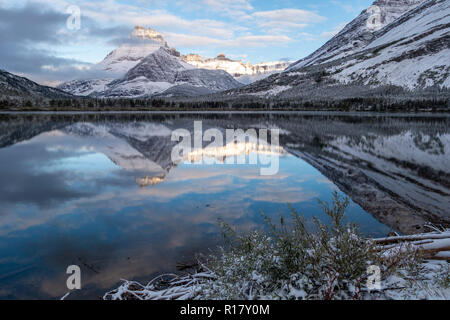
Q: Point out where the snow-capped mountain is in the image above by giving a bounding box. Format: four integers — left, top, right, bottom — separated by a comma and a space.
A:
182, 53, 291, 83
97, 26, 169, 76
287, 0, 425, 70
235, 0, 449, 98
57, 27, 168, 96
57, 26, 284, 97
329, 0, 450, 89
0, 69, 72, 99
98, 47, 241, 98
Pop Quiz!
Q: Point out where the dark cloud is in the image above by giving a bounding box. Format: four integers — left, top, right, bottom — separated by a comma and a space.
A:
0, 3, 133, 84
0, 4, 67, 44
0, 43, 84, 74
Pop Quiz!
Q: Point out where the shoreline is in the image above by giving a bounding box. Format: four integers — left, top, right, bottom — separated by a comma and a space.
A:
1, 110, 450, 117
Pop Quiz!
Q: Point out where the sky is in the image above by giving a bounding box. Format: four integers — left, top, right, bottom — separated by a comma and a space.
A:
0, 0, 374, 85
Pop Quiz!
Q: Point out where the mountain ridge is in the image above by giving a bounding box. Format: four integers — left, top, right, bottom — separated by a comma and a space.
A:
57, 27, 287, 97
96, 47, 242, 98
182, 53, 291, 81
287, 0, 426, 71
0, 69, 72, 99
226, 0, 449, 101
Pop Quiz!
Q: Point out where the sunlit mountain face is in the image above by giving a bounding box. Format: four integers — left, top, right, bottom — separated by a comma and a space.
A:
0, 113, 448, 299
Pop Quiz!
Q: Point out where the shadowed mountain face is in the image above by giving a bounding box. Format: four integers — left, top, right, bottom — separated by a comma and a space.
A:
0, 113, 448, 236
0, 70, 72, 99
287, 0, 426, 70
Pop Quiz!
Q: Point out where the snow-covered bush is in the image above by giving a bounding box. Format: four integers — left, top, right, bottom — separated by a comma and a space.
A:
435, 264, 450, 289
104, 192, 449, 300
197, 192, 421, 300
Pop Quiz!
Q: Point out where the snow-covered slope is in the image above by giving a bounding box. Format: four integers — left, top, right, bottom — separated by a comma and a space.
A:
97, 27, 168, 76
183, 53, 291, 82
235, 72, 280, 85
121, 47, 194, 83
330, 0, 450, 89
57, 78, 114, 97
234, 0, 449, 98
58, 27, 244, 97
98, 48, 241, 98
0, 69, 72, 99
287, 0, 425, 70
57, 26, 169, 96
175, 69, 242, 91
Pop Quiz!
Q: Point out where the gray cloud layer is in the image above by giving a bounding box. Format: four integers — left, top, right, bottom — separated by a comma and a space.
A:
0, 3, 133, 84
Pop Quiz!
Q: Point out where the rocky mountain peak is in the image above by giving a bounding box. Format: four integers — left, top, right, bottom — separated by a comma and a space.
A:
131, 26, 168, 46
180, 52, 291, 80
184, 54, 204, 62
216, 53, 231, 61
287, 0, 426, 70
368, 0, 425, 30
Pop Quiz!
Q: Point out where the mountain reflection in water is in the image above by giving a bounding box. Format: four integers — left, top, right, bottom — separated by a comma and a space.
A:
0, 112, 448, 299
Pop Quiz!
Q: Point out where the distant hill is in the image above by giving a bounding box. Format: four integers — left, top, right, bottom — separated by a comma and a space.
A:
0, 69, 72, 99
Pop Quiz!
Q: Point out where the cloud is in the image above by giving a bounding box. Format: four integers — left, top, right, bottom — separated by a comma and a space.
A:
252, 9, 326, 33
164, 32, 293, 49
0, 1, 249, 83
0, 3, 68, 44
29, 0, 242, 38
203, 0, 253, 11
141, 14, 238, 38
0, 3, 122, 83
200, 0, 253, 18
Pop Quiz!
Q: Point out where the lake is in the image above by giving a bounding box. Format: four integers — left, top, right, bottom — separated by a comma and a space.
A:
0, 112, 448, 299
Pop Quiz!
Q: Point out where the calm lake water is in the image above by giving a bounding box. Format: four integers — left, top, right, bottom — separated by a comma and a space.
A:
0, 112, 448, 299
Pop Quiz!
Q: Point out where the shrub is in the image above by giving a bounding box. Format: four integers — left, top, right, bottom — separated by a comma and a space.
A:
198, 192, 422, 300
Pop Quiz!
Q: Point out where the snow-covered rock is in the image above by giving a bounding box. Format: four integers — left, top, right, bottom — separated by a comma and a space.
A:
330, 0, 450, 89
175, 69, 241, 92
182, 53, 291, 82
98, 48, 241, 98
57, 26, 168, 96
97, 27, 168, 76
121, 47, 194, 84
58, 27, 243, 98
57, 78, 114, 96
287, 0, 426, 70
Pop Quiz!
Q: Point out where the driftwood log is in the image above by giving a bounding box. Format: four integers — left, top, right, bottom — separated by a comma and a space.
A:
374, 230, 450, 261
